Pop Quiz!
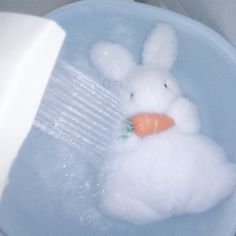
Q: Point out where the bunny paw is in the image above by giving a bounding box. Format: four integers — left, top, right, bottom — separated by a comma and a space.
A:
168, 97, 201, 134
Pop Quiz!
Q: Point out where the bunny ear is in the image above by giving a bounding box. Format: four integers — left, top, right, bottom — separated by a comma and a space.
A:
142, 23, 177, 70
90, 41, 135, 81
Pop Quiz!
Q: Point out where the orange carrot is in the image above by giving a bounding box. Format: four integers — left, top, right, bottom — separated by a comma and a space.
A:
131, 113, 175, 137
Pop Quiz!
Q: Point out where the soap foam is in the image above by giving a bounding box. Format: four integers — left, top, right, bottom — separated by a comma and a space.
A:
89, 24, 236, 224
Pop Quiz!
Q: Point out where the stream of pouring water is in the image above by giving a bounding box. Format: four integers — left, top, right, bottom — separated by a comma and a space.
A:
34, 61, 122, 158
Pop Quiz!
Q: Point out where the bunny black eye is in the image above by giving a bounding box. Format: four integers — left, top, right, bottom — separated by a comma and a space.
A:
130, 92, 134, 100
164, 83, 168, 88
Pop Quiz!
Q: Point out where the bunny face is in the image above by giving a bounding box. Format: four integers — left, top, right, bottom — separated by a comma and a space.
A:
121, 65, 182, 115
90, 23, 179, 115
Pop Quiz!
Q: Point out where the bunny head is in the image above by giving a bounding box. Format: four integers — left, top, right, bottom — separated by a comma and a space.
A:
90, 23, 182, 116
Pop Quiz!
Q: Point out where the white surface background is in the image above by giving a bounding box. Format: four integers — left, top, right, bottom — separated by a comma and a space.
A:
0, 0, 235, 46
178, 0, 236, 48
141, 0, 236, 48
0, 0, 77, 16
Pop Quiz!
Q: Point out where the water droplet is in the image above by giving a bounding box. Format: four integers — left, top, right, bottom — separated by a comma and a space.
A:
80, 209, 95, 225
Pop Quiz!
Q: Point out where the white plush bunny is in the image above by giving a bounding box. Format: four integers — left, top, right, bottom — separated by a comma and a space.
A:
90, 23, 236, 224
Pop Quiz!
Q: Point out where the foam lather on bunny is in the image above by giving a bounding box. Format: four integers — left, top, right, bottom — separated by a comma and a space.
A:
90, 23, 236, 224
